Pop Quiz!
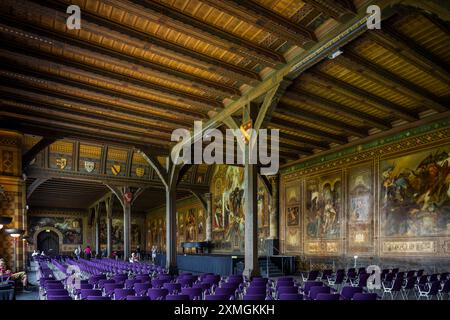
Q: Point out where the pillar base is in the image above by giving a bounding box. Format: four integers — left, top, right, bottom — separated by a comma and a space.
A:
167, 265, 179, 276
243, 267, 260, 279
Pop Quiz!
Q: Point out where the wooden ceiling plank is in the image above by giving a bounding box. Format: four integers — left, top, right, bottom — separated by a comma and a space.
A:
367, 27, 450, 85
305, 71, 418, 122
199, 0, 316, 46
301, 0, 356, 22
127, 0, 286, 67
275, 102, 368, 137
270, 117, 348, 144
337, 52, 447, 112
285, 90, 392, 130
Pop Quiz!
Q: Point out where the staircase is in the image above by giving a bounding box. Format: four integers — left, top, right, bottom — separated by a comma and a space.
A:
259, 258, 283, 278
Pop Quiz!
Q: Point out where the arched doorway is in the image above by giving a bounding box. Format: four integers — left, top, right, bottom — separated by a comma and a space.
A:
37, 230, 60, 256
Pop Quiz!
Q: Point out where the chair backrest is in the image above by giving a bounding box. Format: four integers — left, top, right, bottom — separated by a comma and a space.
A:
243, 294, 266, 300
353, 293, 377, 300
429, 274, 438, 282
321, 270, 333, 280
215, 287, 235, 297
125, 279, 141, 289
114, 288, 135, 300
166, 294, 190, 300
148, 288, 169, 300
278, 293, 303, 300
429, 281, 441, 295
392, 277, 403, 291
205, 294, 230, 300
276, 281, 294, 288
87, 296, 111, 300
404, 277, 417, 289
303, 281, 323, 295
340, 286, 362, 300
277, 286, 298, 295
98, 279, 115, 289
246, 286, 266, 295
46, 289, 69, 296
163, 282, 182, 293
309, 286, 330, 300
307, 270, 320, 281
358, 273, 370, 288
315, 293, 340, 301
193, 282, 212, 291
46, 283, 65, 290
80, 289, 102, 299
127, 295, 150, 300
104, 283, 123, 295
416, 270, 424, 277
181, 287, 202, 300
406, 270, 416, 278
134, 282, 152, 295
441, 279, 450, 293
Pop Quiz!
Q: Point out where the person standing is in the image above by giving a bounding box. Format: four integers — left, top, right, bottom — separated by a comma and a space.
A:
151, 245, 157, 264
135, 245, 141, 260
84, 245, 91, 260
74, 246, 81, 260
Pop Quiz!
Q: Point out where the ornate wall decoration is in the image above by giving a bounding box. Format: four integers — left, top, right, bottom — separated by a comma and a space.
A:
28, 216, 83, 244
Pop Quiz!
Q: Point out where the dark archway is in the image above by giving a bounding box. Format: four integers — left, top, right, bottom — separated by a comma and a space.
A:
37, 230, 60, 256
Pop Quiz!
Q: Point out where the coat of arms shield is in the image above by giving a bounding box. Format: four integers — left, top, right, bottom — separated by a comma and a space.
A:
136, 167, 145, 177
84, 161, 95, 173
56, 157, 67, 170
111, 164, 121, 175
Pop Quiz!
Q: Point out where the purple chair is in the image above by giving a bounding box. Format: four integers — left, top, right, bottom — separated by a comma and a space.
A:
309, 286, 330, 300
113, 274, 128, 283
193, 282, 212, 291
401, 277, 417, 300
205, 294, 231, 300
166, 294, 190, 300
151, 279, 169, 288
302, 270, 319, 282
353, 293, 378, 300
125, 279, 141, 289
87, 296, 111, 300
127, 295, 150, 300
438, 279, 450, 300
134, 282, 152, 296
80, 289, 102, 300
46, 283, 65, 290
215, 287, 235, 298
221, 282, 240, 290
315, 293, 340, 301
340, 286, 363, 300
302, 281, 323, 295
382, 277, 403, 300
279, 293, 303, 300
246, 286, 266, 295
243, 294, 266, 300
163, 282, 182, 294
277, 286, 298, 297
417, 281, 440, 300
114, 289, 135, 300
181, 287, 202, 300
148, 288, 169, 300
104, 283, 124, 297
47, 295, 72, 300
97, 279, 115, 289
46, 289, 69, 297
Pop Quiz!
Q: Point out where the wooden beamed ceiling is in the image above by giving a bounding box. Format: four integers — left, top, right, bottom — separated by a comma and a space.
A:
0, 0, 449, 169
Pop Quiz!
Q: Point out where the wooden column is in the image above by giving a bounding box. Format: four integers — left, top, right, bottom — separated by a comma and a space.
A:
205, 192, 212, 242
105, 195, 113, 257
269, 175, 279, 239
94, 204, 100, 256
123, 201, 131, 261
243, 103, 260, 278
165, 184, 177, 274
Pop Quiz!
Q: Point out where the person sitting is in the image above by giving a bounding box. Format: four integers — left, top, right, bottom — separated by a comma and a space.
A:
129, 252, 139, 263
0, 258, 30, 292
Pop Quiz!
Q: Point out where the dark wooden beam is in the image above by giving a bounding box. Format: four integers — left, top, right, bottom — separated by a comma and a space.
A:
0, 111, 171, 153
23, 138, 58, 169
284, 90, 392, 130
336, 52, 447, 112
200, 0, 316, 46
0, 87, 184, 134
0, 77, 196, 128
0, 63, 205, 121
0, 15, 252, 95
305, 72, 418, 122
0, 41, 225, 108
270, 117, 348, 144
128, 0, 286, 67
275, 103, 368, 137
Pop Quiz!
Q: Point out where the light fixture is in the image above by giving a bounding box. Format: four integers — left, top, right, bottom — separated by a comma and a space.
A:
0, 216, 13, 230
45, 229, 50, 233
5, 228, 24, 238
328, 49, 343, 60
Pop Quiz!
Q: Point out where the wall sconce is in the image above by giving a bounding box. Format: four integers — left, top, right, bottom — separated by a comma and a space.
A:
0, 216, 12, 230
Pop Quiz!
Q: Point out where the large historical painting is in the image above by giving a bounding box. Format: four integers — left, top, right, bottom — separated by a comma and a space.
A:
211, 165, 245, 252
381, 147, 450, 237
348, 164, 373, 253
305, 173, 341, 240
29, 216, 83, 244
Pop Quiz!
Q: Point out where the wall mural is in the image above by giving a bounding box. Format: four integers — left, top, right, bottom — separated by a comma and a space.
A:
348, 164, 373, 253
305, 173, 341, 240
29, 216, 83, 244
381, 147, 450, 237
99, 217, 143, 249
